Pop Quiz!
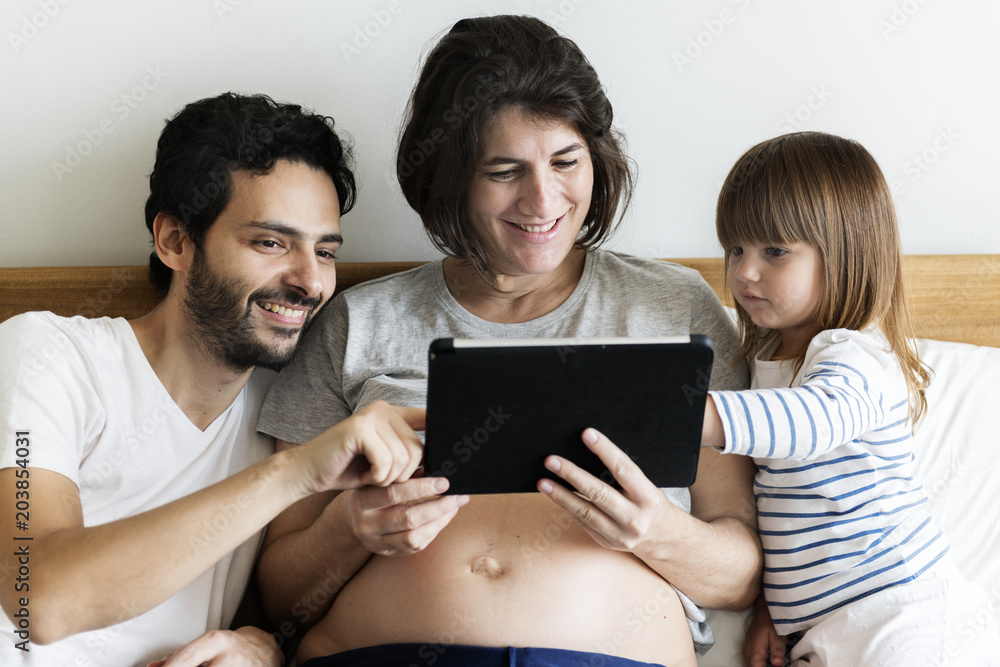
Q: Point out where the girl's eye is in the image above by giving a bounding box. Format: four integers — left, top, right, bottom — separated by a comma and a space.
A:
730, 246, 744, 256
765, 247, 787, 258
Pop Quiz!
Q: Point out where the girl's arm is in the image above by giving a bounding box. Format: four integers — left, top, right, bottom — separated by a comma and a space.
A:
743, 593, 786, 667
705, 329, 899, 461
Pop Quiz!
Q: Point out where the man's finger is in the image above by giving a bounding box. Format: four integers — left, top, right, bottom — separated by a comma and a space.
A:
392, 405, 427, 431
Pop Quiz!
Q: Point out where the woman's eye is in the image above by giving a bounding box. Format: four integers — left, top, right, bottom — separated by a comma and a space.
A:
488, 169, 515, 181
554, 159, 579, 170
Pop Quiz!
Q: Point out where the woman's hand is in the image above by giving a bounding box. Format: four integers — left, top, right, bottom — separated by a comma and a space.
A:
146, 626, 281, 667
347, 477, 470, 556
537, 427, 667, 553
744, 596, 786, 667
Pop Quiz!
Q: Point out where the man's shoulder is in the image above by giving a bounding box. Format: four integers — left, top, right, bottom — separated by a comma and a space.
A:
0, 311, 126, 353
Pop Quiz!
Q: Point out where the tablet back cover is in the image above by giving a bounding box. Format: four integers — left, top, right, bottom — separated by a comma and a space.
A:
425, 336, 713, 495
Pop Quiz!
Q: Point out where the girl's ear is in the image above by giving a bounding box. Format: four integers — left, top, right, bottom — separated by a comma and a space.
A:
152, 213, 195, 273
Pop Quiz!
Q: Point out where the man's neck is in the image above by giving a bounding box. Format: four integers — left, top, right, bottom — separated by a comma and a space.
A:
129, 299, 253, 431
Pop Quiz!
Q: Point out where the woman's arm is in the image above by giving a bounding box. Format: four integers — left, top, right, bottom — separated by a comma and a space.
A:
539, 427, 762, 610
256, 448, 468, 630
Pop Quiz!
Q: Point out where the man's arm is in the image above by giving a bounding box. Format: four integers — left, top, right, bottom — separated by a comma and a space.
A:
0, 402, 423, 644
539, 427, 761, 611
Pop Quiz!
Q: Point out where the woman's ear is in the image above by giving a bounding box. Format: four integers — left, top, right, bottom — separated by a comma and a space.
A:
152, 212, 195, 273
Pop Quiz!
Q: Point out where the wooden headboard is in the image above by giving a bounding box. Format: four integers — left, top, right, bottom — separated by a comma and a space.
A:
2, 256, 998, 348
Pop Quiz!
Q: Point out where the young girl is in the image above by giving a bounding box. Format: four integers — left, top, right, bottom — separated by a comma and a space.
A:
701, 132, 998, 666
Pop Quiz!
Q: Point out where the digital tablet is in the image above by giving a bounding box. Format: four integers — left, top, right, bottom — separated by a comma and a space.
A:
424, 335, 713, 495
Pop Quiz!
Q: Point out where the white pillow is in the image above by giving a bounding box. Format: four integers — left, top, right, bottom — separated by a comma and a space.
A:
696, 338, 1000, 666
910, 339, 1000, 598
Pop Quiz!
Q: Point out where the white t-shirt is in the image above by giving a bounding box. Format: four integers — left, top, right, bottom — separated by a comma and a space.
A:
0, 313, 275, 666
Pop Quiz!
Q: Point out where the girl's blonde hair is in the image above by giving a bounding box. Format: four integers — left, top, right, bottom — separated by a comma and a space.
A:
716, 131, 930, 426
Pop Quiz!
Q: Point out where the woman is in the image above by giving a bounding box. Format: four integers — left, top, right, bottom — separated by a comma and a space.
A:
258, 15, 760, 667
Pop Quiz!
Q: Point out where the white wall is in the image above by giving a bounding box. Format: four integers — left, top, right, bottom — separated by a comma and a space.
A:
2, 0, 998, 268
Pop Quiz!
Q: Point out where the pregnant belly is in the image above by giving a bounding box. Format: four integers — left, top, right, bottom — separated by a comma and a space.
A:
297, 494, 696, 666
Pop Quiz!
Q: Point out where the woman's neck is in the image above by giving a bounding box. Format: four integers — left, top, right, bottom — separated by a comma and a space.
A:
442, 249, 586, 324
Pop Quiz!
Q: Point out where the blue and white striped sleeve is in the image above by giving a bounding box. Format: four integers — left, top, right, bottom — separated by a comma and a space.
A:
708, 330, 899, 461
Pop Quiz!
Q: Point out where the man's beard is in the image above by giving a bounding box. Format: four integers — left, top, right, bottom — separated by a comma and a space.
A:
183, 251, 321, 372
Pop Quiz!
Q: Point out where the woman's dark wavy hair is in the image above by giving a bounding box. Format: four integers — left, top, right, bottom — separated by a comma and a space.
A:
396, 15, 634, 276
144, 92, 356, 295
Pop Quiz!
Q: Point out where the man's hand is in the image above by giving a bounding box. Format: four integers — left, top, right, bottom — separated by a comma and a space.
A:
347, 476, 469, 556
146, 626, 282, 667
295, 401, 425, 495
744, 596, 786, 667
536, 427, 666, 553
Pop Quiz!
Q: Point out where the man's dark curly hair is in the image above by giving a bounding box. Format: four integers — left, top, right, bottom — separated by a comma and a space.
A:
144, 92, 356, 295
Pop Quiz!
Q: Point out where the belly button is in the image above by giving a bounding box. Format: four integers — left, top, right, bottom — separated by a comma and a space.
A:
471, 555, 504, 579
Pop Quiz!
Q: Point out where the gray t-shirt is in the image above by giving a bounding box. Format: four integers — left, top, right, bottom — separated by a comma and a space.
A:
258, 248, 749, 653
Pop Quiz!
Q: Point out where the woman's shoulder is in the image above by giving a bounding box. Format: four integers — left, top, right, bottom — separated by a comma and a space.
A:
337, 260, 443, 304
304, 261, 443, 337
589, 250, 710, 290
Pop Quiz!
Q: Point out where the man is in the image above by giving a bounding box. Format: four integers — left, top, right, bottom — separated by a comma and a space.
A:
0, 93, 423, 666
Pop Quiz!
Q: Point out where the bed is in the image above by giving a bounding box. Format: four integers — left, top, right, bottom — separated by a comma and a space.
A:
2, 254, 998, 664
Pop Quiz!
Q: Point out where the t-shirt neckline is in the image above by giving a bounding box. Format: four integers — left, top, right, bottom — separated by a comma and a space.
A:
430, 250, 597, 336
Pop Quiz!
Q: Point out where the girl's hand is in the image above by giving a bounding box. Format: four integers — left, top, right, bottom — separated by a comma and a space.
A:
536, 427, 666, 553
743, 597, 786, 667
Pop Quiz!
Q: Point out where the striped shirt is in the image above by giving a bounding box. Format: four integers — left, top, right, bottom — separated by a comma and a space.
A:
710, 328, 949, 633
